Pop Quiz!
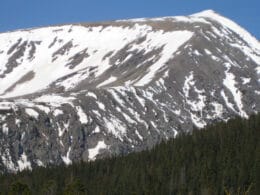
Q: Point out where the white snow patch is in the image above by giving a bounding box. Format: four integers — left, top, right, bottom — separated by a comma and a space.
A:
21, 132, 26, 140
97, 101, 105, 110
35, 105, 50, 114
88, 140, 109, 161
135, 130, 143, 141
172, 128, 178, 138
25, 108, 39, 119
61, 147, 72, 165
36, 160, 44, 167
15, 119, 21, 127
172, 109, 180, 116
204, 49, 212, 55
97, 76, 117, 87
211, 55, 219, 61
221, 90, 237, 113
17, 153, 32, 171
150, 121, 157, 129
92, 110, 102, 118
2, 123, 8, 134
93, 126, 101, 133
223, 70, 248, 118
86, 92, 97, 99
76, 106, 88, 124
241, 77, 251, 85
183, 72, 195, 98
121, 53, 133, 64
190, 112, 206, 128
194, 50, 202, 56
58, 121, 69, 137
53, 109, 63, 116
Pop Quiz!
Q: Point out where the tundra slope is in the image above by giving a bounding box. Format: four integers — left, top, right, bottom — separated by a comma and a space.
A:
0, 10, 259, 172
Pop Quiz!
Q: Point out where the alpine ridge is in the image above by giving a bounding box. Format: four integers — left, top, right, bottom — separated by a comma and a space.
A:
0, 10, 259, 172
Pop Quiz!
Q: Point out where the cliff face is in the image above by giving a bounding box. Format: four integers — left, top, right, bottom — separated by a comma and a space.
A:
0, 10, 259, 172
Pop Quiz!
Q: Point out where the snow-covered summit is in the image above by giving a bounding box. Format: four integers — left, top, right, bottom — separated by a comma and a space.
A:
0, 10, 259, 99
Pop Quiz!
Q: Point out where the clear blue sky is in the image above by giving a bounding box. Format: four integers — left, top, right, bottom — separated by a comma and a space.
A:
1, 0, 259, 39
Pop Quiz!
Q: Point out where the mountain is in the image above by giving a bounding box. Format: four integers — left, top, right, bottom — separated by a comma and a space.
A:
0, 10, 259, 173
1, 114, 259, 194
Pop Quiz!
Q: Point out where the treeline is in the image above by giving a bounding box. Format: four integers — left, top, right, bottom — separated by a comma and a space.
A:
0, 114, 259, 195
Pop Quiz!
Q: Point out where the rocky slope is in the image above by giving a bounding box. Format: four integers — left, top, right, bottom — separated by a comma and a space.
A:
0, 10, 259, 172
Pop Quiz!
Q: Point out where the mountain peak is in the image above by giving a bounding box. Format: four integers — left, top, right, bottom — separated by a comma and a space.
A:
191, 9, 219, 17
192, 9, 260, 50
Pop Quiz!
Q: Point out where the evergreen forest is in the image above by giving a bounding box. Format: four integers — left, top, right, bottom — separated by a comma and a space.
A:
0, 114, 259, 195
